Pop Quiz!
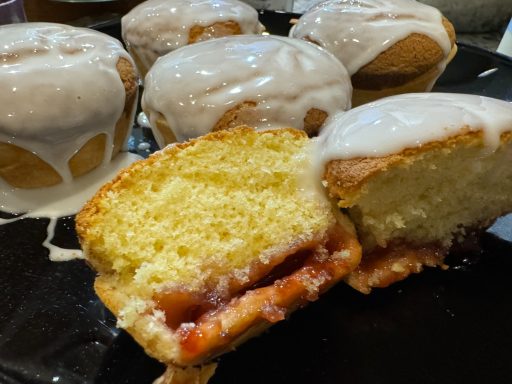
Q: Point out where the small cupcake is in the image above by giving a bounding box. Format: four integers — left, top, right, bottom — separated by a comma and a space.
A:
0, 22, 138, 189
290, 0, 457, 106
315, 93, 512, 293
142, 35, 352, 147
122, 0, 265, 76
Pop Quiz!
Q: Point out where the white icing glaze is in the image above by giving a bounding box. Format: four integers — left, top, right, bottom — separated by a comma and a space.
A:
0, 22, 134, 183
0, 152, 141, 217
137, 111, 152, 128
0, 152, 142, 261
122, 0, 265, 70
0, 23, 139, 262
43, 218, 84, 262
315, 93, 512, 169
290, 0, 452, 76
142, 35, 352, 145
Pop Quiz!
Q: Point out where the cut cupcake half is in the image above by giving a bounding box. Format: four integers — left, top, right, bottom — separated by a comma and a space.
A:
76, 127, 361, 373
316, 93, 512, 293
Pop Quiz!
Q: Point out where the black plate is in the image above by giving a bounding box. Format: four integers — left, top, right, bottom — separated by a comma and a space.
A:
2, 11, 512, 384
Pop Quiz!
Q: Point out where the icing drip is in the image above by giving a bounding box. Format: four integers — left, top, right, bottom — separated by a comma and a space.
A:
122, 0, 265, 70
137, 111, 152, 128
0, 23, 140, 261
0, 22, 134, 183
0, 152, 141, 216
290, 0, 452, 76
315, 93, 512, 168
0, 152, 142, 261
43, 218, 84, 262
142, 35, 352, 145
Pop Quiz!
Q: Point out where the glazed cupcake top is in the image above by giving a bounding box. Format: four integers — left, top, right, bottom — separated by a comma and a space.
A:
315, 93, 512, 165
0, 22, 133, 182
290, 0, 452, 75
122, 0, 265, 69
142, 35, 352, 144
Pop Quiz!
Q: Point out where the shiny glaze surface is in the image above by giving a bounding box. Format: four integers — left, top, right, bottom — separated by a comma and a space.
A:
143, 35, 352, 144
0, 22, 132, 183
316, 92, 512, 166
0, 153, 141, 217
0, 22, 140, 258
290, 0, 451, 75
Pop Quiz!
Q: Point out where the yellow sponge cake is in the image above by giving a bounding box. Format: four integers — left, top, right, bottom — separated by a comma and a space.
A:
316, 93, 512, 293
76, 127, 361, 376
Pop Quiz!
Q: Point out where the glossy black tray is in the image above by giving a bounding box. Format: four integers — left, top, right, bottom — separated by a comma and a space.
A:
1, 11, 512, 384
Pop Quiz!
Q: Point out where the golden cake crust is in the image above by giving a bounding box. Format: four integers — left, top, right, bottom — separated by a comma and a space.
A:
76, 126, 362, 372
0, 57, 138, 189
212, 103, 328, 137
154, 364, 217, 384
351, 17, 456, 90
323, 130, 512, 207
188, 20, 243, 44
148, 102, 330, 147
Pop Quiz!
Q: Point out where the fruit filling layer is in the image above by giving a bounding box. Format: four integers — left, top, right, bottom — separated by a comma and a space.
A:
346, 243, 447, 294
155, 224, 361, 365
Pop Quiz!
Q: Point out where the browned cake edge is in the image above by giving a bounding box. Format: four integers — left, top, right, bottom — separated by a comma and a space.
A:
351, 17, 457, 90
323, 130, 512, 207
0, 57, 138, 188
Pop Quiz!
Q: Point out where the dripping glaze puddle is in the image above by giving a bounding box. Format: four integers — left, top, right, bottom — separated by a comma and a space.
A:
0, 152, 141, 261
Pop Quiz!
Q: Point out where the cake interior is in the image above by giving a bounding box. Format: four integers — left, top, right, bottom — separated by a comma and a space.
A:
85, 129, 332, 293
324, 132, 512, 293
346, 133, 512, 252
78, 127, 361, 365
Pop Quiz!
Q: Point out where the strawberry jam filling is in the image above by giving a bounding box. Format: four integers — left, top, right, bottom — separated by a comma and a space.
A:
154, 224, 361, 365
346, 243, 447, 294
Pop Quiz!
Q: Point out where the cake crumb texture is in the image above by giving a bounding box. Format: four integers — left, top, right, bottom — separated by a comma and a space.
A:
326, 131, 512, 251
77, 128, 332, 296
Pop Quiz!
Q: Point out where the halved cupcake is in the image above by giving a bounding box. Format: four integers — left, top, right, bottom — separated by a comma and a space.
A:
76, 127, 361, 380
316, 93, 512, 293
